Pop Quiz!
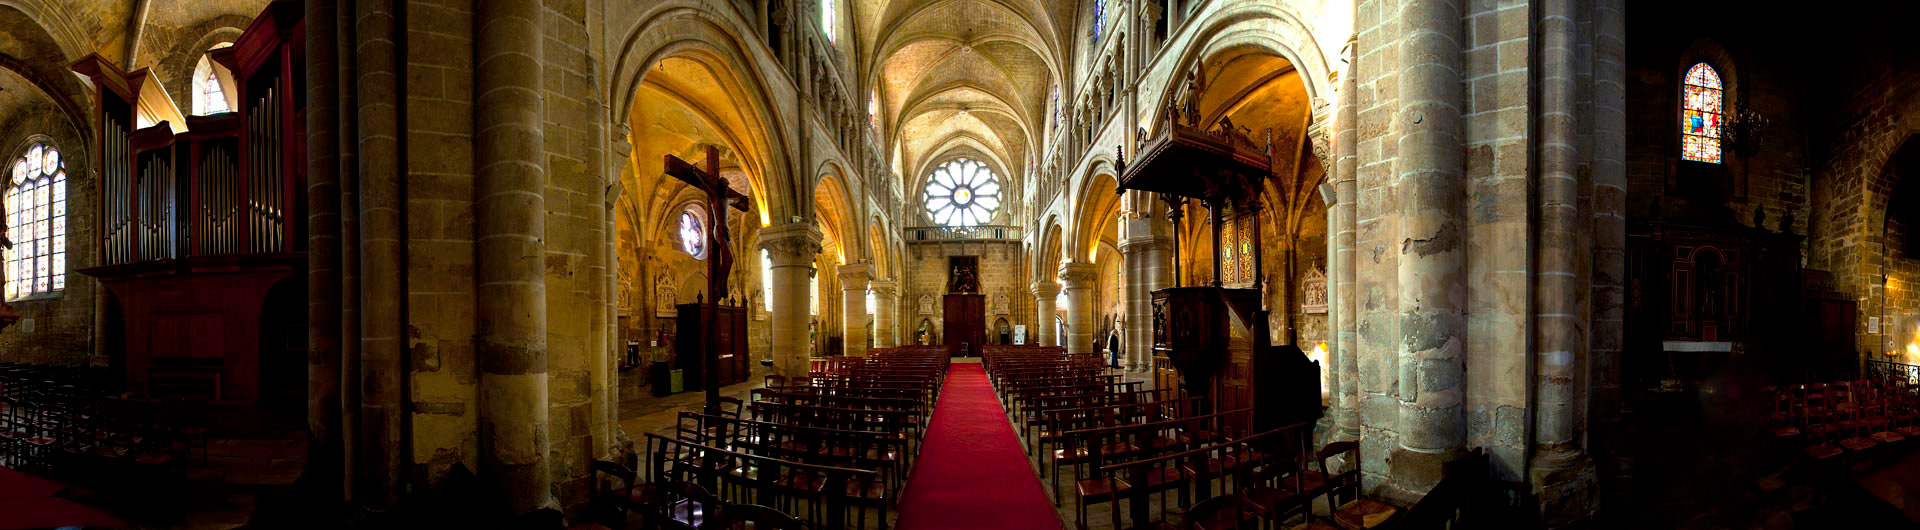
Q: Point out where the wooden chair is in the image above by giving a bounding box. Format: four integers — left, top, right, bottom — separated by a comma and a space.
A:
638, 480, 722, 530
1317, 441, 1396, 530
707, 504, 803, 530
1181, 494, 1258, 530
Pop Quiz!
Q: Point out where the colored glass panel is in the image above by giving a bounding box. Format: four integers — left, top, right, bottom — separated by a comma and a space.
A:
6, 143, 63, 299
1681, 63, 1723, 163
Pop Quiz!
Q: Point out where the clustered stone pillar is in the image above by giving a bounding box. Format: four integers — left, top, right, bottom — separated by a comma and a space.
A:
1033, 281, 1061, 347
871, 280, 898, 348
839, 263, 872, 356
355, 0, 405, 512
475, 0, 553, 513
1334, 36, 1362, 443
1389, 0, 1469, 497
762, 224, 823, 375
1120, 213, 1171, 372
303, 0, 344, 499
1060, 262, 1098, 355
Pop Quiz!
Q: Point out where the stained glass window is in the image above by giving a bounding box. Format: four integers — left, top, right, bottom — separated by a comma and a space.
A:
822, 0, 836, 42
192, 46, 234, 116
1681, 63, 1723, 164
679, 207, 707, 259
868, 89, 879, 128
1091, 0, 1106, 41
762, 250, 774, 311
6, 142, 65, 300
923, 158, 1001, 227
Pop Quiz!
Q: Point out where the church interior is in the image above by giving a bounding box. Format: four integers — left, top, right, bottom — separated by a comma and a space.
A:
2, 0, 1920, 528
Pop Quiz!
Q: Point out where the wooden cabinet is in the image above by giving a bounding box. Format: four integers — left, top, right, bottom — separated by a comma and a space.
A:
675, 303, 748, 391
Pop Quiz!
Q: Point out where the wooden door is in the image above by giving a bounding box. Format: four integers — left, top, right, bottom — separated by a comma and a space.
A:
943, 294, 985, 357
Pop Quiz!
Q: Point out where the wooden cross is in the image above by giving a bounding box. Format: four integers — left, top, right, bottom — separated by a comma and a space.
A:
665, 145, 751, 415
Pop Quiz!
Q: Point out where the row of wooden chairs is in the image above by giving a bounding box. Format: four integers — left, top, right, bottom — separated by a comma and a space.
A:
0, 382, 209, 476
600, 349, 949, 529
1766, 376, 1920, 465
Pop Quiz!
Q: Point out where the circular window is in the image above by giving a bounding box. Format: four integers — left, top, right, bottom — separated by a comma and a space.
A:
678, 207, 707, 259
924, 158, 1000, 227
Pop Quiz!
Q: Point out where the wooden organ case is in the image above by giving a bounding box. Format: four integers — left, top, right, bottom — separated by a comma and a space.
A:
74, 2, 305, 403
1119, 108, 1321, 433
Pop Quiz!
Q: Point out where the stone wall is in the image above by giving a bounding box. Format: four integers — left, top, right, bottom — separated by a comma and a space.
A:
900, 242, 1028, 345
0, 108, 97, 364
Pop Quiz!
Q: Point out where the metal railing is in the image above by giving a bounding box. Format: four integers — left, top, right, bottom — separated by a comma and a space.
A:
904, 225, 1023, 242
1867, 359, 1920, 385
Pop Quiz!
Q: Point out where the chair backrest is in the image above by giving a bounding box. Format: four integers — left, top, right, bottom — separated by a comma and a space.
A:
1187, 494, 1251, 530
1317, 440, 1362, 502
710, 503, 802, 529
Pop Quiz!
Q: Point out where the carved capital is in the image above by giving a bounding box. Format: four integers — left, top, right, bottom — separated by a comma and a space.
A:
1032, 281, 1062, 298
869, 279, 898, 298
1058, 261, 1099, 288
837, 262, 873, 289
1306, 112, 1335, 171
759, 222, 823, 267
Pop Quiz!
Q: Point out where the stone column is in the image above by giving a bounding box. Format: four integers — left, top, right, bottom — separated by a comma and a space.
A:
475, 0, 552, 513
872, 279, 898, 348
1334, 36, 1362, 442
355, 0, 405, 512
1389, 0, 1468, 497
304, 0, 344, 499
762, 223, 822, 375
1591, 0, 1630, 515
839, 263, 872, 356
1060, 261, 1098, 354
1531, 0, 1598, 522
1033, 281, 1061, 347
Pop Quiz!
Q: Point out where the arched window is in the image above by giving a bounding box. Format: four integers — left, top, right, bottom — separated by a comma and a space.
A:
865, 287, 876, 314
809, 273, 819, 315
923, 158, 1001, 227
191, 44, 236, 116
1091, 0, 1106, 41
678, 206, 707, 259
762, 250, 774, 311
7, 142, 66, 300
821, 0, 836, 42
1681, 63, 1723, 164
868, 89, 879, 128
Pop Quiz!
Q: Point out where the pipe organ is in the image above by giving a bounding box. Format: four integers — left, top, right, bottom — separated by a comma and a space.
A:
74, 2, 306, 404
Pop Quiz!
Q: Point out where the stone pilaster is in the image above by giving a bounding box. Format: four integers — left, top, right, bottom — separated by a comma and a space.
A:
475, 0, 553, 514
1033, 281, 1062, 347
871, 279, 898, 348
839, 263, 872, 356
1334, 36, 1362, 443
1388, 0, 1468, 499
762, 223, 823, 376
1060, 262, 1099, 355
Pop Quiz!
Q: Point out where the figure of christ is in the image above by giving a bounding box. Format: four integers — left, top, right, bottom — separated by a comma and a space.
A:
665, 146, 752, 413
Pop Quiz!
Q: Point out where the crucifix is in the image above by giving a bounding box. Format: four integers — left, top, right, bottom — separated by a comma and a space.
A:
666, 145, 751, 415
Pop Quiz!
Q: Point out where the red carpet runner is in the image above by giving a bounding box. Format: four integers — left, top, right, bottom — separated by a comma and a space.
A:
896, 362, 1061, 530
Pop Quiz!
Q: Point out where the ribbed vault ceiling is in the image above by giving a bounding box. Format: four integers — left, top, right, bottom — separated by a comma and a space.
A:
859, 0, 1068, 196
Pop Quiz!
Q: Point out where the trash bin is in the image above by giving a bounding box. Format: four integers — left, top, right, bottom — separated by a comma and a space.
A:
649, 361, 671, 397
669, 369, 685, 394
